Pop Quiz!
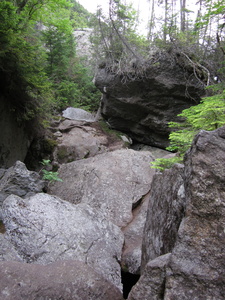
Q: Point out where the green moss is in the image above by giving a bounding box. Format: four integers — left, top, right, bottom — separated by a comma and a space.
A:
99, 120, 125, 139
153, 62, 160, 67
43, 138, 57, 153
123, 141, 131, 148
57, 147, 68, 160
121, 263, 129, 273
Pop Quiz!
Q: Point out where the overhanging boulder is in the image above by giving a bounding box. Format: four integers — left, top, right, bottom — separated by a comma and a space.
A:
94, 51, 206, 148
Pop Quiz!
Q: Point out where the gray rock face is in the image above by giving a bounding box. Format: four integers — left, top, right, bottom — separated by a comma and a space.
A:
53, 119, 128, 164
136, 127, 225, 299
73, 28, 94, 66
0, 260, 124, 300
0, 235, 23, 262
0, 161, 44, 218
62, 107, 95, 122
2, 193, 124, 290
128, 253, 171, 300
95, 52, 205, 148
141, 164, 185, 270
164, 127, 225, 299
49, 149, 155, 227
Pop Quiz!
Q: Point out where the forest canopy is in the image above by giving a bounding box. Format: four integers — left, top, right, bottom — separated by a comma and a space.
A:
0, 0, 224, 142
0, 0, 100, 125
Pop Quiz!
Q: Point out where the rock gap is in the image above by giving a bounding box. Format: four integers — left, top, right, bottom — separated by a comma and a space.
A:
121, 269, 140, 299
0, 220, 6, 234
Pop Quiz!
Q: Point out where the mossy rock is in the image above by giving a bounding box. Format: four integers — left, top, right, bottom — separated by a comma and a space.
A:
57, 147, 68, 160
43, 138, 58, 153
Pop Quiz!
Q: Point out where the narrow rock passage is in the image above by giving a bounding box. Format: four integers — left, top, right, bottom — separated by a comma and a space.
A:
121, 270, 140, 299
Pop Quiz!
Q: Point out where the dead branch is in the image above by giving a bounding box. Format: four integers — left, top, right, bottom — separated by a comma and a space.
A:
180, 51, 210, 86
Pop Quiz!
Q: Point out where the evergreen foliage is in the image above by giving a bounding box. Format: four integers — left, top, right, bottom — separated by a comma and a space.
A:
0, 0, 100, 131
0, 1, 51, 121
147, 0, 225, 171
151, 86, 225, 171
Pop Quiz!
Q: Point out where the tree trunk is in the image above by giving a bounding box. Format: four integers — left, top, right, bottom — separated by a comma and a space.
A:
147, 0, 155, 41
180, 0, 186, 32
164, 0, 169, 41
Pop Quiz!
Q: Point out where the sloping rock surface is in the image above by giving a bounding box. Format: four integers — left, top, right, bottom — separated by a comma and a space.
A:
2, 193, 124, 290
0, 260, 123, 300
53, 119, 129, 164
95, 51, 205, 148
141, 163, 185, 270
49, 149, 155, 227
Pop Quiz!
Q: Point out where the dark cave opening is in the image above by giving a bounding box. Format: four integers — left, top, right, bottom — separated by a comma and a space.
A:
121, 270, 140, 299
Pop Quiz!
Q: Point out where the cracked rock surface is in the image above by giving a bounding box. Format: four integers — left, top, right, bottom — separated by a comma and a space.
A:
133, 127, 225, 299
0, 161, 44, 219
164, 127, 225, 299
122, 192, 151, 275
49, 149, 155, 227
53, 119, 128, 164
1, 193, 124, 290
0, 260, 124, 300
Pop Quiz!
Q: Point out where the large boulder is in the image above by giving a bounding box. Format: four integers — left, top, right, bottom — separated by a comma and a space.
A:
2, 193, 124, 290
49, 149, 155, 227
0, 260, 123, 300
53, 119, 130, 164
132, 127, 225, 299
0, 161, 44, 218
62, 107, 95, 122
95, 51, 205, 148
128, 253, 171, 300
164, 127, 225, 299
120, 144, 176, 276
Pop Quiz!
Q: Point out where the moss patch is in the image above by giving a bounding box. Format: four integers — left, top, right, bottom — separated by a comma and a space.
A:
98, 120, 130, 144
57, 147, 68, 160
43, 138, 57, 153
